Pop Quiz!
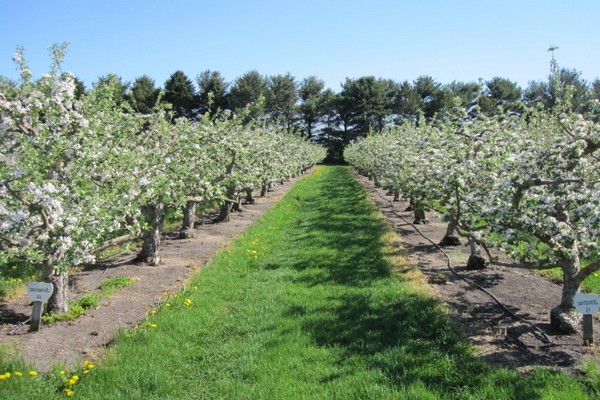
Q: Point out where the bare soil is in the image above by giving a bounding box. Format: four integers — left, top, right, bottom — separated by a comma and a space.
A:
2, 168, 599, 376
355, 172, 600, 375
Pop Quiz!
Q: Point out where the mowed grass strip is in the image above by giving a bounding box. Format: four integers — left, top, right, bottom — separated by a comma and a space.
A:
2, 166, 599, 399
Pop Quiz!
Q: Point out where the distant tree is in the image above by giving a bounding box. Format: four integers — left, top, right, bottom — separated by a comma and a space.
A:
196, 70, 228, 118
392, 80, 420, 123
163, 70, 197, 119
339, 76, 391, 135
265, 73, 298, 130
93, 73, 130, 105
592, 78, 600, 101
524, 65, 589, 113
523, 80, 549, 107
478, 77, 522, 115
129, 75, 160, 114
228, 70, 267, 121
298, 76, 326, 139
446, 80, 480, 110
412, 75, 453, 121
551, 67, 589, 112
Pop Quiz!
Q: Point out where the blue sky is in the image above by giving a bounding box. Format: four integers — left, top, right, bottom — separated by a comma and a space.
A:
1, 0, 598, 91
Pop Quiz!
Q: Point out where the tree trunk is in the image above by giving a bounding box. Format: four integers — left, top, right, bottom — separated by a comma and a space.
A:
139, 202, 166, 266
374, 176, 381, 188
260, 183, 268, 197
439, 219, 461, 246
179, 201, 197, 239
42, 265, 69, 314
413, 208, 428, 224
466, 238, 488, 270
551, 254, 583, 334
216, 186, 236, 222
245, 189, 255, 204
232, 195, 243, 212
405, 198, 414, 212
393, 189, 400, 202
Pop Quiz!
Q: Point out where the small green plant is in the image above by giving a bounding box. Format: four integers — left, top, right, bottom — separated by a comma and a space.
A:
43, 294, 101, 323
97, 275, 134, 294
42, 275, 133, 324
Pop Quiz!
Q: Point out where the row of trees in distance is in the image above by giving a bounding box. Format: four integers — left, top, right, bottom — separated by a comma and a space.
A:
4, 48, 598, 160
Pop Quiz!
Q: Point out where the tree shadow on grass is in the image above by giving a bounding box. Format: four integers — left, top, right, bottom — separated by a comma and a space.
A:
277, 166, 574, 399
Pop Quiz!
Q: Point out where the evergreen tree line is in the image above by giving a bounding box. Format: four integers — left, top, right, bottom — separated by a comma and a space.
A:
10, 66, 597, 157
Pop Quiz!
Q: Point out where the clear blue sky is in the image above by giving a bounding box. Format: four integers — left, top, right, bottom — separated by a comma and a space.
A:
1, 0, 598, 91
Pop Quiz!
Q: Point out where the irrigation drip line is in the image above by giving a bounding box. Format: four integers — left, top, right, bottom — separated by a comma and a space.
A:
8, 318, 30, 335
370, 184, 552, 344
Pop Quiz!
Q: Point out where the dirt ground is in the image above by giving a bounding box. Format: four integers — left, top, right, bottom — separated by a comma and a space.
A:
355, 172, 600, 375
1, 167, 599, 376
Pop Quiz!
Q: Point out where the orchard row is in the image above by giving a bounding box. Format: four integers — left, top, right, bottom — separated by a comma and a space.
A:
344, 95, 599, 334
0, 47, 326, 313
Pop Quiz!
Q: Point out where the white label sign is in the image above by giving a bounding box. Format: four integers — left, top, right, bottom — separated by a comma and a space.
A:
26, 282, 54, 302
574, 293, 600, 315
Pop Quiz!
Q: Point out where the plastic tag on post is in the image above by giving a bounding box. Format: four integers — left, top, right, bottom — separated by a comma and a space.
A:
574, 293, 600, 315
26, 282, 54, 302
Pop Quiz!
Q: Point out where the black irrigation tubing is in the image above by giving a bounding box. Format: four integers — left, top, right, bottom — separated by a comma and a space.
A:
369, 183, 553, 344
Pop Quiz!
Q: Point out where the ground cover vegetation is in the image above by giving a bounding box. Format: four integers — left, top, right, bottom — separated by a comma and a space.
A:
2, 166, 599, 399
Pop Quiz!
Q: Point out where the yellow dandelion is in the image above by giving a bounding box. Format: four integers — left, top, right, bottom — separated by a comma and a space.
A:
83, 369, 90, 375
28, 371, 37, 377
83, 360, 95, 369
65, 379, 76, 386
64, 388, 74, 396
59, 370, 66, 375
14, 371, 23, 377
147, 323, 157, 328
183, 298, 192, 306
71, 375, 79, 381
151, 309, 157, 315
165, 303, 171, 307
0, 373, 9, 380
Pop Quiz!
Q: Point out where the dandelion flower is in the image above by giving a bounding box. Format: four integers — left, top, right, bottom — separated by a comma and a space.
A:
147, 323, 157, 328
14, 371, 22, 377
64, 388, 74, 396
28, 371, 37, 377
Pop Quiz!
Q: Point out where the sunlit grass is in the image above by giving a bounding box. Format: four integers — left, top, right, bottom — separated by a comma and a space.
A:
1, 166, 599, 399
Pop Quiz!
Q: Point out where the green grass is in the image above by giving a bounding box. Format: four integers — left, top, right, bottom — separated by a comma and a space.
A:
0, 261, 40, 298
2, 166, 599, 399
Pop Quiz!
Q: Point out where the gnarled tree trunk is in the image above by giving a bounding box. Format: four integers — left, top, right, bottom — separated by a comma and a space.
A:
245, 189, 255, 205
216, 186, 236, 222
179, 200, 197, 239
439, 219, 461, 246
139, 202, 166, 266
466, 237, 488, 270
551, 254, 583, 334
42, 264, 69, 314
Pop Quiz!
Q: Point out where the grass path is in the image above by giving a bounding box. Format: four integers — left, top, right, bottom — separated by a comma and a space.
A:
2, 166, 598, 399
